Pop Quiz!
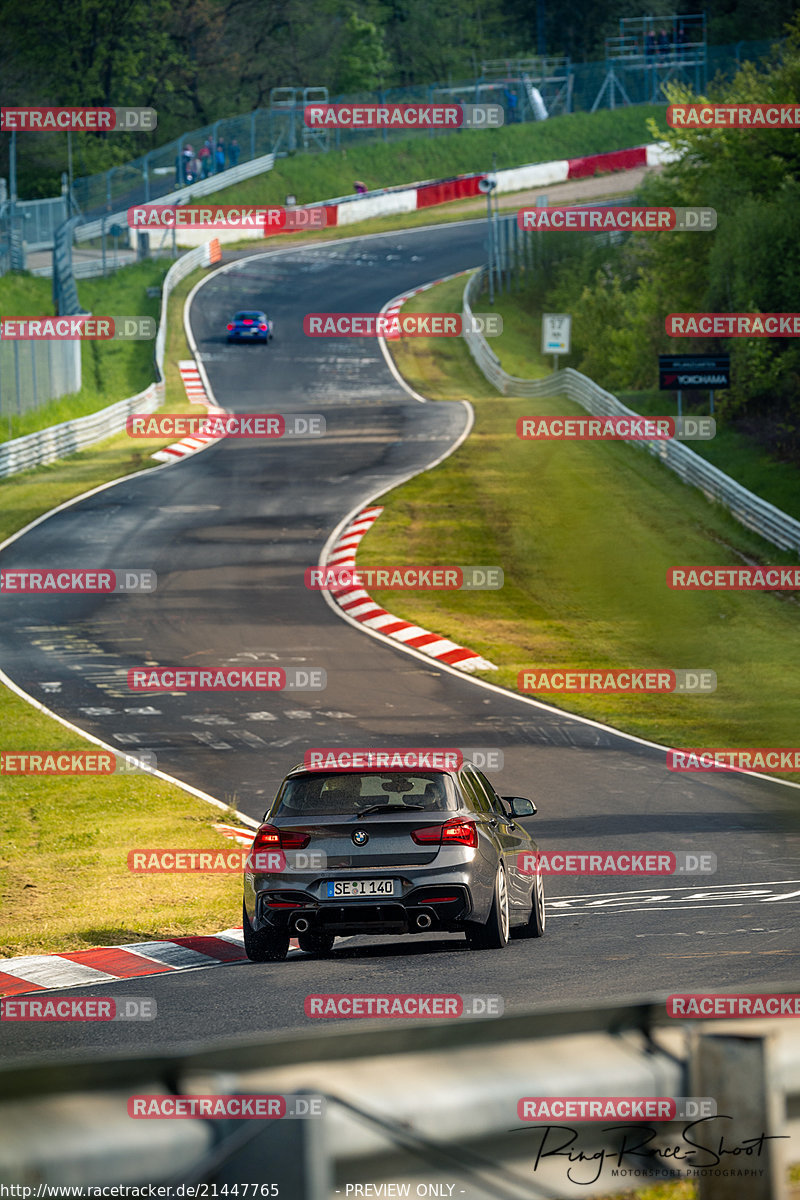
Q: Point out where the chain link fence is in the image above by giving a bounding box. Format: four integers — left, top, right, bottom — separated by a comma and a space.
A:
0, 36, 779, 270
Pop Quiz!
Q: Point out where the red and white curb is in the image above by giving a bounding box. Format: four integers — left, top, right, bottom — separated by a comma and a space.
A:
382, 270, 471, 336
150, 359, 227, 463
0, 927, 309, 998
323, 506, 496, 672
212, 822, 258, 846
380, 272, 466, 337
171, 143, 676, 247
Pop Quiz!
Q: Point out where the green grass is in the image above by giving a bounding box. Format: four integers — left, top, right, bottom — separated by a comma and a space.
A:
0, 268, 209, 543
198, 108, 663, 208
0, 261, 169, 443
473, 284, 800, 528
363, 276, 800, 769
0, 686, 243, 958
593, 1184, 696, 1200
0, 264, 250, 959
616, 390, 800, 525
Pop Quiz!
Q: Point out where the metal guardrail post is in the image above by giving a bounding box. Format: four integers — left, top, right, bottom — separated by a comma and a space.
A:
201, 1117, 331, 1198
691, 1032, 787, 1200
30, 342, 38, 411
13, 342, 22, 421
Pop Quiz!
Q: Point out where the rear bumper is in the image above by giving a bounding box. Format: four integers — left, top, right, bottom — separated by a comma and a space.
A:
257, 886, 472, 935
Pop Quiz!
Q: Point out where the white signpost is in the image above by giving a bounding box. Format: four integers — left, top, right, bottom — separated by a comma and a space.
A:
542, 313, 571, 373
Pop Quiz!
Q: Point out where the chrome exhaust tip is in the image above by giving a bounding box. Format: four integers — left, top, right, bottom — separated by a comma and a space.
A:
416, 912, 432, 929
294, 916, 310, 933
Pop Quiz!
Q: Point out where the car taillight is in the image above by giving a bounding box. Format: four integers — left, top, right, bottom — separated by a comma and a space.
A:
258, 323, 268, 331
411, 819, 477, 848
280, 829, 310, 849
251, 823, 310, 851
226, 323, 234, 330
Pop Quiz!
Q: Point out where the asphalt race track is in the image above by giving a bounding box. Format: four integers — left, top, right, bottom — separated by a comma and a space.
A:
1, 220, 799, 1062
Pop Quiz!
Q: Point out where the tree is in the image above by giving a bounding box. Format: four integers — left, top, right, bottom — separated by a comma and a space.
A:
334, 11, 393, 94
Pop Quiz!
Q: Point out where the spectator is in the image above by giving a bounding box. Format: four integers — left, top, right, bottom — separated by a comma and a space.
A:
677, 23, 688, 59
353, 180, 367, 194
644, 29, 656, 60
216, 139, 226, 172
504, 87, 519, 124
657, 28, 669, 59
182, 144, 194, 184
229, 137, 240, 168
199, 139, 212, 179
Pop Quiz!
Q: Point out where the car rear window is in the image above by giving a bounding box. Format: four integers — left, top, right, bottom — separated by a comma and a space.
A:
273, 772, 454, 816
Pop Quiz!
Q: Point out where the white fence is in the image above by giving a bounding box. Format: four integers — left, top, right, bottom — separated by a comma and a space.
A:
463, 270, 800, 554
0, 240, 218, 479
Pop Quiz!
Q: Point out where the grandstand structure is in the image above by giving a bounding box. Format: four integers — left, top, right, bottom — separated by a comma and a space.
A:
595, 13, 708, 108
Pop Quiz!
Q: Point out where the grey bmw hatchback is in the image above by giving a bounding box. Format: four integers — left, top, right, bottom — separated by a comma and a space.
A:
242, 761, 545, 960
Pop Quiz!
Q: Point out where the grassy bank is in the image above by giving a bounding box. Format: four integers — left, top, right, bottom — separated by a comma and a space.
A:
363, 276, 800, 762
480, 286, 800, 525
201, 107, 663, 207
0, 260, 168, 443
0, 265, 245, 959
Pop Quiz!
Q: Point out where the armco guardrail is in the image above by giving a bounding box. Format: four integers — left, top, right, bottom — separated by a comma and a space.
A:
463, 269, 800, 554
0, 992, 797, 1198
0, 239, 220, 479
74, 152, 276, 244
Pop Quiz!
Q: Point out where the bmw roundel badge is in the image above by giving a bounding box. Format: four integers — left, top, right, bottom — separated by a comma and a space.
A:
352, 829, 369, 846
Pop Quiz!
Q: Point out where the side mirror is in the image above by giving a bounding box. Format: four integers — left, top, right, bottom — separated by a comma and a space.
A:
504, 796, 536, 817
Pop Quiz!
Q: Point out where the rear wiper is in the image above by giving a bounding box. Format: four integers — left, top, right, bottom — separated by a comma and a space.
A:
358, 804, 426, 817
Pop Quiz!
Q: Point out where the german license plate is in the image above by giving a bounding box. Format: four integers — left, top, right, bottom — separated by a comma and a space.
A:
326, 879, 396, 898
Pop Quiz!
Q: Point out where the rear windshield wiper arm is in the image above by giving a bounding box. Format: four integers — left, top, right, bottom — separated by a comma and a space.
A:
358, 804, 426, 817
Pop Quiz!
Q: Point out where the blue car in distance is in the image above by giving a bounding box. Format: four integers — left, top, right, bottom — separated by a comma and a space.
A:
226, 310, 273, 343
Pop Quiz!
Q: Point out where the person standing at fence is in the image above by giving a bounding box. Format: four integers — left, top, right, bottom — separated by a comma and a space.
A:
503, 87, 518, 124
200, 139, 212, 179
644, 29, 656, 59
216, 140, 226, 172
229, 137, 240, 168
677, 23, 688, 60
657, 28, 670, 59
183, 144, 194, 184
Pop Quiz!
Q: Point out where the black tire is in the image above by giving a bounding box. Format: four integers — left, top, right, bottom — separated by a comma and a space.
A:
466, 863, 510, 951
297, 930, 335, 955
517, 864, 546, 938
243, 900, 290, 961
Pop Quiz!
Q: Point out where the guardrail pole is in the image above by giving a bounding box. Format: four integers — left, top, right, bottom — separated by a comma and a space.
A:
486, 183, 494, 305
691, 1031, 786, 1200
13, 342, 22, 423
209, 1117, 330, 1198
